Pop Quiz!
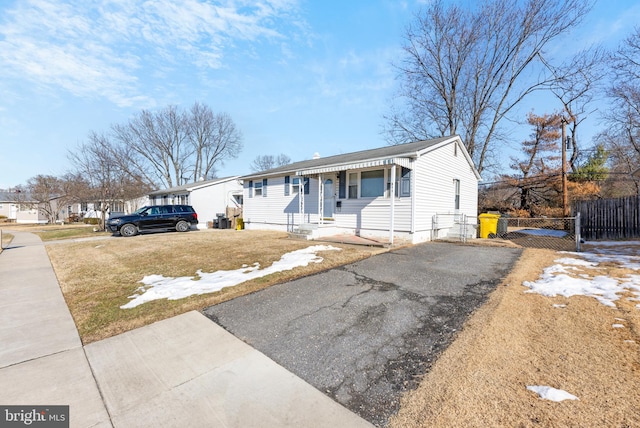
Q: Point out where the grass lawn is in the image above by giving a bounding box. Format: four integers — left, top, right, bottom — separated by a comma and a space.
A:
0, 222, 110, 241
45, 229, 386, 344
389, 247, 640, 428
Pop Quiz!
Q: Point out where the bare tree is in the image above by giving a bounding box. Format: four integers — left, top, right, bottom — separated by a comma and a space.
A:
26, 175, 67, 223
597, 27, 640, 196
250, 154, 291, 172
68, 132, 151, 230
384, 0, 592, 173
188, 103, 243, 182
111, 103, 242, 188
541, 47, 607, 170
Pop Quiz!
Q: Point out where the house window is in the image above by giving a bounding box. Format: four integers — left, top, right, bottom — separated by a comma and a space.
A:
454, 142, 458, 157
361, 169, 385, 198
248, 180, 254, 198
454, 179, 460, 210
284, 176, 290, 196
292, 177, 310, 194
348, 173, 358, 199
254, 180, 263, 197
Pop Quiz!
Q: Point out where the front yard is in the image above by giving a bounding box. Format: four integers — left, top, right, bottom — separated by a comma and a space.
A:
36, 225, 640, 426
44, 229, 385, 344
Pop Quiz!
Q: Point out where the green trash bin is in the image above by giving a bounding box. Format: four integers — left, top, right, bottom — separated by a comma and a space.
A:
478, 213, 500, 238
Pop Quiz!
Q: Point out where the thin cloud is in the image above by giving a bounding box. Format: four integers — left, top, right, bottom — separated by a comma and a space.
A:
0, 0, 305, 107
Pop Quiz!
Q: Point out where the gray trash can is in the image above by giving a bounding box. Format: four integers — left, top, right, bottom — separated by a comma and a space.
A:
497, 218, 508, 236
216, 213, 229, 229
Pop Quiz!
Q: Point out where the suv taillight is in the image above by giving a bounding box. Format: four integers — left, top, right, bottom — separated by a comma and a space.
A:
193, 213, 198, 220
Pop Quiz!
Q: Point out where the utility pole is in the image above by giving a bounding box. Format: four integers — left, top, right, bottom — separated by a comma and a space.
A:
561, 117, 569, 217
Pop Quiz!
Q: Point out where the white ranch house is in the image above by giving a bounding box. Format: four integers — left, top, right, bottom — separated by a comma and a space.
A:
241, 136, 480, 244
147, 176, 243, 229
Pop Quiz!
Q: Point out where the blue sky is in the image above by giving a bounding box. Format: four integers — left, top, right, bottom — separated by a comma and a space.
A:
0, 0, 638, 189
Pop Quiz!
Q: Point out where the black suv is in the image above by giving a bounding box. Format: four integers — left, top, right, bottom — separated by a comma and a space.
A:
107, 205, 199, 237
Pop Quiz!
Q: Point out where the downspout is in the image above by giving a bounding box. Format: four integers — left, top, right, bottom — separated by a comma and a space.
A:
410, 158, 416, 235
389, 165, 396, 245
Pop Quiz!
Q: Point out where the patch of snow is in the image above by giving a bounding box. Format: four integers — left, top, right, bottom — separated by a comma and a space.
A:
612, 324, 625, 328
523, 245, 640, 307
121, 245, 341, 309
552, 304, 566, 308
527, 385, 579, 402
585, 240, 640, 247
523, 271, 623, 307
519, 229, 568, 237
553, 257, 598, 268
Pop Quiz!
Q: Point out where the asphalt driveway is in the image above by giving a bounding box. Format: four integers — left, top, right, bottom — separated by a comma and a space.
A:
203, 241, 522, 427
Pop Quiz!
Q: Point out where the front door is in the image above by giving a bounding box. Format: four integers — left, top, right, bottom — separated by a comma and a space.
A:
323, 179, 334, 218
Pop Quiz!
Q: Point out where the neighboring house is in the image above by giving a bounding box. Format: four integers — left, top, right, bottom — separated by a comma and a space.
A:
0, 191, 48, 224
241, 136, 480, 244
147, 176, 243, 229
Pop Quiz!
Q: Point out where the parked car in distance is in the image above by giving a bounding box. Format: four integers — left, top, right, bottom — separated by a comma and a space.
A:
107, 205, 198, 237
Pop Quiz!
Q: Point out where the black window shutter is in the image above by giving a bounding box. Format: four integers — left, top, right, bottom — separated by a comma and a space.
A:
400, 168, 411, 197
338, 171, 346, 199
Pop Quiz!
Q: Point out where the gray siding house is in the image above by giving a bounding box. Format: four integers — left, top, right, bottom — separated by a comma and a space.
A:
0, 191, 48, 224
241, 136, 480, 244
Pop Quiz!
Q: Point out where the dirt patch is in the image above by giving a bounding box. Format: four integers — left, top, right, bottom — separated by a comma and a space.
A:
389, 248, 640, 427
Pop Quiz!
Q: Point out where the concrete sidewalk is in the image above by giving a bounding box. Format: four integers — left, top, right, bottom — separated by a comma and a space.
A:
0, 231, 373, 428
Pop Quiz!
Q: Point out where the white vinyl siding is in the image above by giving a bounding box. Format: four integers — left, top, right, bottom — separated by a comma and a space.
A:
413, 142, 478, 233
244, 176, 319, 228
333, 198, 412, 232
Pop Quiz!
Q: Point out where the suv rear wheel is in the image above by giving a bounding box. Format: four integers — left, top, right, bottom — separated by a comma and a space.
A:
175, 220, 190, 232
120, 223, 138, 237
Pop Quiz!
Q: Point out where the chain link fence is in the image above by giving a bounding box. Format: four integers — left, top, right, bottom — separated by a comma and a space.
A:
490, 216, 580, 251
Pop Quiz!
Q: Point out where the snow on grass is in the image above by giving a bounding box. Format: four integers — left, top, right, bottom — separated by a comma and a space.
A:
523, 241, 640, 308
121, 245, 341, 309
527, 386, 579, 402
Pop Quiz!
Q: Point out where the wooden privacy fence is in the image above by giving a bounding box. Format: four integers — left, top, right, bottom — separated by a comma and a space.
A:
574, 196, 640, 241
